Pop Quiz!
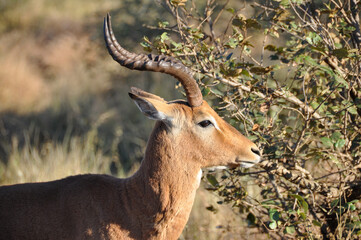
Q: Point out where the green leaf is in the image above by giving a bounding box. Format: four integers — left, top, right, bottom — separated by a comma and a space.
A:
269, 30, 279, 38
171, 41, 182, 49
140, 41, 150, 47
158, 21, 169, 28
250, 66, 272, 75
290, 194, 308, 213
331, 199, 339, 208
261, 199, 276, 207
305, 32, 322, 45
225, 38, 238, 49
312, 220, 322, 227
299, 212, 307, 220
226, 7, 235, 14
170, 0, 187, 6
303, 55, 318, 66
280, 0, 290, 7
334, 75, 348, 86
311, 46, 327, 55
193, 32, 204, 39
321, 137, 333, 148
332, 48, 348, 58
240, 69, 251, 77
160, 32, 169, 42
247, 213, 257, 225
335, 139, 345, 148
269, 221, 277, 229
265, 44, 277, 51
245, 19, 261, 29
201, 87, 211, 97
331, 131, 342, 142
226, 53, 233, 60
302, 201, 308, 213
349, 203, 356, 211
206, 174, 219, 187
285, 226, 296, 234
269, 208, 280, 221
140, 41, 152, 52
349, 106, 358, 115
248, 135, 258, 141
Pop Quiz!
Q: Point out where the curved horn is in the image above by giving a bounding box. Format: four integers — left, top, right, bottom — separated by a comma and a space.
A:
103, 13, 203, 107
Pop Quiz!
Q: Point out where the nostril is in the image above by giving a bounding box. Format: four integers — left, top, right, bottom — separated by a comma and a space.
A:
251, 147, 261, 156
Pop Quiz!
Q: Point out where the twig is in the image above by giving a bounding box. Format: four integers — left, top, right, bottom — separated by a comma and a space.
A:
200, 72, 325, 122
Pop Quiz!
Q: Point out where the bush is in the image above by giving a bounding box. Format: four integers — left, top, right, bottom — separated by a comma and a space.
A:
144, 1, 361, 239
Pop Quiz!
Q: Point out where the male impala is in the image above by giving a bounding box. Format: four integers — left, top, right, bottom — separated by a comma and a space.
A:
0, 14, 261, 240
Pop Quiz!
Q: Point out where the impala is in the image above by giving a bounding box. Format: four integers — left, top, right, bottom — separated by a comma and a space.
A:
0, 14, 261, 240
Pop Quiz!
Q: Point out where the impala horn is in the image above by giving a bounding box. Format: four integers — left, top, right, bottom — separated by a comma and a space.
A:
103, 13, 203, 107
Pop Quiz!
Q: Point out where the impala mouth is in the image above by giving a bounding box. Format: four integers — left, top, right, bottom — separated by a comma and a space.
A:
235, 158, 260, 168
217, 157, 261, 169
207, 166, 228, 171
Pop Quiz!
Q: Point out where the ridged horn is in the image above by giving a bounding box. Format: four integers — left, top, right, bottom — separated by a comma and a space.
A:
103, 13, 203, 107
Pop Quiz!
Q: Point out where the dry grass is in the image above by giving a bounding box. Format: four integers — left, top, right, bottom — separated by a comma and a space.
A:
0, 129, 114, 185
0, 33, 49, 113
0, 0, 117, 114
0, 28, 112, 114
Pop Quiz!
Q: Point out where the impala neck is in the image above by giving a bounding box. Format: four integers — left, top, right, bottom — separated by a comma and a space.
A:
130, 121, 201, 238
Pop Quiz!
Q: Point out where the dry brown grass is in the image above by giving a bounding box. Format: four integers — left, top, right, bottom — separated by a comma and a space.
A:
0, 28, 114, 114
0, 0, 117, 114
0, 33, 49, 113
0, 131, 113, 185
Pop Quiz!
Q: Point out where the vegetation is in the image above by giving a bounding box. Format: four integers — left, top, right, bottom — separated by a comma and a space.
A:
1, 0, 361, 239
146, 0, 361, 239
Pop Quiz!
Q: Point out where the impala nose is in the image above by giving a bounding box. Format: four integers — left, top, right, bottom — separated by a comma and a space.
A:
251, 147, 261, 157
251, 147, 261, 164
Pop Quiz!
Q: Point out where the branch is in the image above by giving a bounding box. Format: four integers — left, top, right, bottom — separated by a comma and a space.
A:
324, 57, 361, 117
346, 0, 361, 49
202, 72, 325, 122
259, 160, 330, 194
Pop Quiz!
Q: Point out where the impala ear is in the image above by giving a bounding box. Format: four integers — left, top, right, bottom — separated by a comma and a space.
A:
129, 91, 173, 123
130, 87, 166, 102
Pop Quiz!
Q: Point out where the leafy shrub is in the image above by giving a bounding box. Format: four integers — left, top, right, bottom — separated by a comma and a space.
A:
145, 1, 361, 239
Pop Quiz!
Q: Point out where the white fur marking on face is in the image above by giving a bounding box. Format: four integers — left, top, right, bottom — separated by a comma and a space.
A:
196, 169, 202, 189
207, 166, 228, 171
239, 162, 256, 168
209, 116, 221, 131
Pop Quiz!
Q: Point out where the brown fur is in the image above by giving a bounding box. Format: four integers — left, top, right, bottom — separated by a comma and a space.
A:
0, 91, 260, 240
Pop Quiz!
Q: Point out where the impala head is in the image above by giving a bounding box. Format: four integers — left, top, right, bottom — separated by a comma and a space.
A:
104, 14, 261, 168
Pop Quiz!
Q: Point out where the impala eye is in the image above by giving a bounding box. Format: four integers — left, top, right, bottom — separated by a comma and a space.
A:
198, 120, 213, 128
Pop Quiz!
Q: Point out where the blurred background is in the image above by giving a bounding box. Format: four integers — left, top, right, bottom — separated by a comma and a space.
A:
0, 0, 252, 239
0, 0, 182, 181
